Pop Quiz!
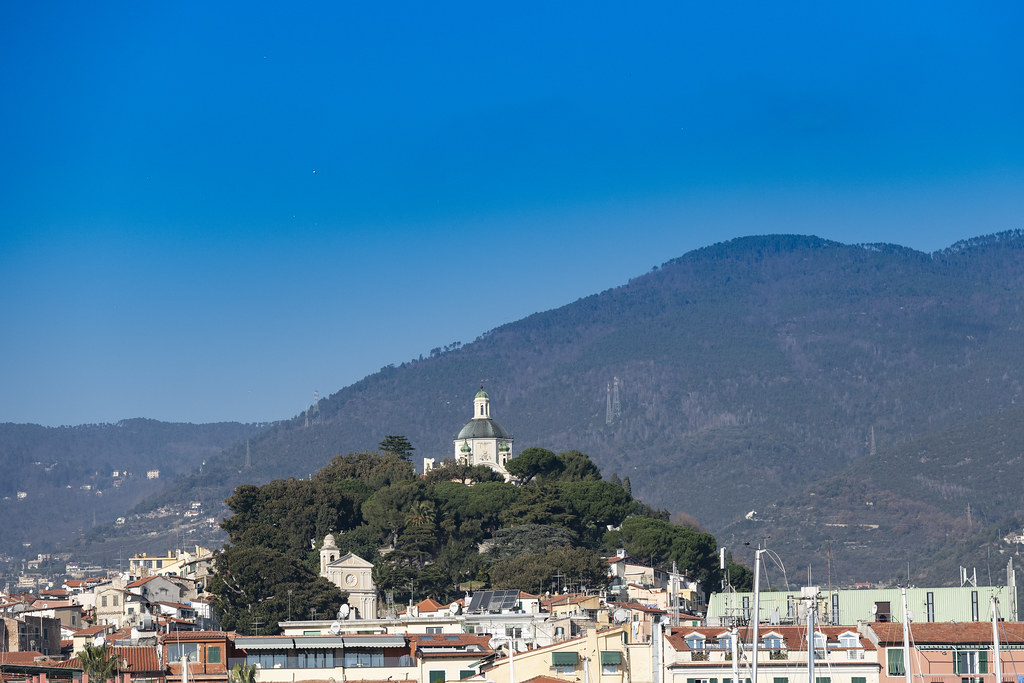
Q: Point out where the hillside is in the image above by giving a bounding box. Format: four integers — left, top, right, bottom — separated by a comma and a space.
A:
36, 231, 1024, 582
0, 419, 265, 558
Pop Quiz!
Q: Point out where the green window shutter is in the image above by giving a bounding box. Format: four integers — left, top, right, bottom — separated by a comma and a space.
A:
687, 679, 696, 683
430, 671, 446, 683
979, 650, 988, 674
711, 678, 718, 683
815, 678, 831, 683
601, 652, 622, 665
953, 651, 961, 675
888, 648, 905, 676
552, 652, 579, 667
853, 677, 866, 683
773, 678, 788, 683
460, 671, 475, 680
207, 646, 221, 664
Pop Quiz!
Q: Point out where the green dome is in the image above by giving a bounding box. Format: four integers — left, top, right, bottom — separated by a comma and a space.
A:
475, 389, 489, 398
457, 418, 510, 440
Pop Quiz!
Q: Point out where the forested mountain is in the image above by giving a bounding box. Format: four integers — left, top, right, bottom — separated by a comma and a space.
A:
13, 231, 1024, 584
0, 419, 264, 556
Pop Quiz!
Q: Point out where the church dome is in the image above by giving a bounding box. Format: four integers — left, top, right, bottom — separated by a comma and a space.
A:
457, 418, 510, 440
475, 388, 489, 399
324, 533, 337, 548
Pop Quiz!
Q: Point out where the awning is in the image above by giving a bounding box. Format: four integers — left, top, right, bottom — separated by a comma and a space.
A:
601, 651, 622, 665
551, 652, 579, 666
291, 637, 345, 649
342, 636, 407, 648
234, 637, 294, 650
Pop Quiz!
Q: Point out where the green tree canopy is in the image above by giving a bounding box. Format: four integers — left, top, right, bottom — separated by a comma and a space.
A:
379, 435, 415, 459
555, 450, 603, 481
78, 644, 119, 681
505, 447, 563, 483
209, 545, 346, 634
489, 546, 608, 593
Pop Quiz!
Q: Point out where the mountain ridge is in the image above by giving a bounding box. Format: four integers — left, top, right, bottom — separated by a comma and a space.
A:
5, 231, 1024, 585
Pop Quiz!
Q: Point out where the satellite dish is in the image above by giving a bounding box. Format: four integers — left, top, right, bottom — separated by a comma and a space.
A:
871, 604, 878, 614
906, 611, 915, 622
488, 636, 502, 650
612, 609, 630, 624
339, 604, 350, 619
449, 602, 461, 616
329, 621, 341, 635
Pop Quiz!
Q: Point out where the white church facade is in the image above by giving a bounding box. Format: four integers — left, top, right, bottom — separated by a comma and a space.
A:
319, 534, 377, 619
451, 386, 514, 478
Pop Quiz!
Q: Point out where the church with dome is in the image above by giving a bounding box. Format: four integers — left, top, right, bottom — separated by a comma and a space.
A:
452, 386, 514, 479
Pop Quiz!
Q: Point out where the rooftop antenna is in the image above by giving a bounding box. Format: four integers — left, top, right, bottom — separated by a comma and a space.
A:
245, 439, 251, 468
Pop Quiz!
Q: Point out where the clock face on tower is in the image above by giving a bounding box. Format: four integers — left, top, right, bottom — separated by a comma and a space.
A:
345, 573, 357, 587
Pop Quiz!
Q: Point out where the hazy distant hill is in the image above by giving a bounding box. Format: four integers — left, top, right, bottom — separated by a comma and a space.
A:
28, 231, 1024, 583
0, 419, 264, 557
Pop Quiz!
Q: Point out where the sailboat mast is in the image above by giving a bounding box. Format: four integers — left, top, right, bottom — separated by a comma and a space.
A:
751, 549, 763, 683
900, 587, 911, 683
992, 596, 1002, 683
807, 596, 816, 683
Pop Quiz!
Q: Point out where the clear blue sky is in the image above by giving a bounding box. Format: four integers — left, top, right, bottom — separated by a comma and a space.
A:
2, 2, 1021, 426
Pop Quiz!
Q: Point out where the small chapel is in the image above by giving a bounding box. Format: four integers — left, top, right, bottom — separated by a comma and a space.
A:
319, 533, 377, 619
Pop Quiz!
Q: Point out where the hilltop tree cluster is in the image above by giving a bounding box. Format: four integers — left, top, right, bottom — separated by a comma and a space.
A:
210, 442, 723, 633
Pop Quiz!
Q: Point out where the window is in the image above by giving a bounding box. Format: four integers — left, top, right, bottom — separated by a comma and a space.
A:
101, 596, 108, 607
113, 595, 120, 607
685, 635, 705, 650
925, 592, 935, 622
505, 626, 522, 638
852, 677, 866, 683
742, 596, 750, 620
764, 635, 784, 651
552, 652, 579, 674
887, 648, 905, 676
429, 671, 446, 683
208, 646, 221, 664
832, 594, 840, 625
601, 651, 622, 674
460, 671, 475, 680
876, 602, 891, 622
813, 633, 827, 657
298, 652, 334, 668
839, 634, 859, 648
971, 591, 979, 622
344, 650, 384, 668
168, 642, 201, 662
426, 627, 443, 634
718, 635, 731, 651
774, 678, 789, 683
815, 678, 831, 683
786, 596, 795, 619
954, 650, 987, 675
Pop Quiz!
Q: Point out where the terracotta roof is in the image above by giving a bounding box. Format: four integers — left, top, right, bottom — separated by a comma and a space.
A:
30, 599, 75, 609
0, 652, 57, 666
68, 646, 161, 672
523, 676, 576, 683
407, 633, 493, 657
415, 598, 446, 613
74, 624, 113, 636
870, 621, 1024, 645
614, 601, 666, 614
126, 576, 160, 588
157, 630, 234, 642
157, 601, 194, 610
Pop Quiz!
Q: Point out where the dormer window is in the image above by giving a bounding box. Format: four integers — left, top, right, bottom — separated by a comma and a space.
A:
685, 634, 705, 650
813, 633, 827, 657
764, 634, 784, 651
717, 635, 732, 650
839, 633, 859, 649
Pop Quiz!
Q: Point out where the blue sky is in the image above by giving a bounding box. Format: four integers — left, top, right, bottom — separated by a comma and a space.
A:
2, 2, 1021, 426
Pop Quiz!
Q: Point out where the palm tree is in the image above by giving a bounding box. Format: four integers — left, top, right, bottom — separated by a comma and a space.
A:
229, 662, 257, 683
78, 644, 119, 682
